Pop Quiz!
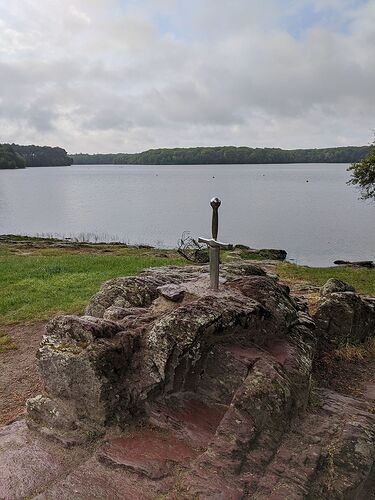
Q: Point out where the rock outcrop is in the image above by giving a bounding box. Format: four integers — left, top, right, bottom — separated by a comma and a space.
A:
0, 265, 374, 499
315, 279, 375, 347
27, 265, 313, 445
233, 246, 288, 261
334, 259, 375, 268
320, 278, 356, 297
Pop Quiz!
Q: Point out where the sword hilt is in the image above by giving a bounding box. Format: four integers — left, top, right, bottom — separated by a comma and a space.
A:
210, 197, 221, 240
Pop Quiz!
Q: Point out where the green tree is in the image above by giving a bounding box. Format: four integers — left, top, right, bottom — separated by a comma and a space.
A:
0, 144, 26, 169
11, 144, 72, 167
348, 143, 375, 199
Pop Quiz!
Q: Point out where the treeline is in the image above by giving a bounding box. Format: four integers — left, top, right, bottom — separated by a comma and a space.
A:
71, 153, 125, 165
4, 144, 371, 168
10, 144, 73, 167
70, 145, 373, 165
0, 144, 26, 169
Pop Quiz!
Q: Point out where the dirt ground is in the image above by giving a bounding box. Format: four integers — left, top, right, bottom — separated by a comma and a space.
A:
0, 322, 44, 427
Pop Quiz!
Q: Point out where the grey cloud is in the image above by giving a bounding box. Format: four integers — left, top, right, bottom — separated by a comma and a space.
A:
0, 0, 374, 152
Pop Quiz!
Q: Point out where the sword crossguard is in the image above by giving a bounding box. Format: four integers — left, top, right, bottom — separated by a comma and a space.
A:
198, 237, 230, 249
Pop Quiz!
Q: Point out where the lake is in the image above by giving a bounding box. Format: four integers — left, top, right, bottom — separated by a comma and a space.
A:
0, 163, 373, 266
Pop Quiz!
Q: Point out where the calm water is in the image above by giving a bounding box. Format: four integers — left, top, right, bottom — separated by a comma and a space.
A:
0, 163, 373, 266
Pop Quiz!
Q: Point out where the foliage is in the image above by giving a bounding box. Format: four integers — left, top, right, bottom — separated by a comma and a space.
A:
0, 243, 184, 324
70, 145, 372, 165
6, 144, 73, 167
348, 144, 375, 199
71, 153, 125, 164
0, 144, 26, 170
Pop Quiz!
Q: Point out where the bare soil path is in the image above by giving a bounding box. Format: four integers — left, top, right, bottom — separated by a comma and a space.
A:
0, 322, 44, 427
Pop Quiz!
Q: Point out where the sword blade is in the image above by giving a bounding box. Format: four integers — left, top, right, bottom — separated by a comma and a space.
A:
210, 247, 220, 291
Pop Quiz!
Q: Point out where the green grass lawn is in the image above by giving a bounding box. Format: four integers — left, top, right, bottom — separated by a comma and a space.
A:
0, 243, 184, 324
1, 237, 374, 325
277, 263, 375, 296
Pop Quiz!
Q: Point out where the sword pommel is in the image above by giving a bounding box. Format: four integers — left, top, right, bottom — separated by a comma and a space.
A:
210, 197, 221, 210
210, 197, 221, 240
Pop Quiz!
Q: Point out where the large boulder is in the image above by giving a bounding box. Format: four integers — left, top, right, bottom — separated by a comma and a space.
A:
320, 278, 355, 297
258, 248, 287, 260
27, 315, 137, 443
235, 248, 288, 261
27, 264, 313, 446
314, 280, 375, 347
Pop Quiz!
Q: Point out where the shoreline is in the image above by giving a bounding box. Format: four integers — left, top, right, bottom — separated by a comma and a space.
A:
1, 234, 374, 327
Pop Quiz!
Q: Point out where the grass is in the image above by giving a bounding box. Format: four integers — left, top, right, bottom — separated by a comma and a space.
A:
333, 337, 375, 361
276, 263, 375, 297
0, 331, 17, 352
2, 236, 375, 325
238, 250, 267, 261
0, 242, 185, 324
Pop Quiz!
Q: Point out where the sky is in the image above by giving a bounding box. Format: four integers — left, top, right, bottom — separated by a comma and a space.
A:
0, 0, 374, 153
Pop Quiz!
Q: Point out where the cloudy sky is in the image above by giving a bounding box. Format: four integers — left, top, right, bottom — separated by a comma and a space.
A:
0, 0, 374, 153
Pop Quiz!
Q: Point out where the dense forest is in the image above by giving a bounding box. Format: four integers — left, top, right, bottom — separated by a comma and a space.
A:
10, 144, 73, 167
0, 144, 26, 169
71, 153, 125, 165
70, 145, 373, 165
3, 144, 372, 169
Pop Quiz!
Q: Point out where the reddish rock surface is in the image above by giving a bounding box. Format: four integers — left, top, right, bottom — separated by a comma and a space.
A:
150, 395, 227, 448
99, 428, 197, 479
0, 265, 374, 499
